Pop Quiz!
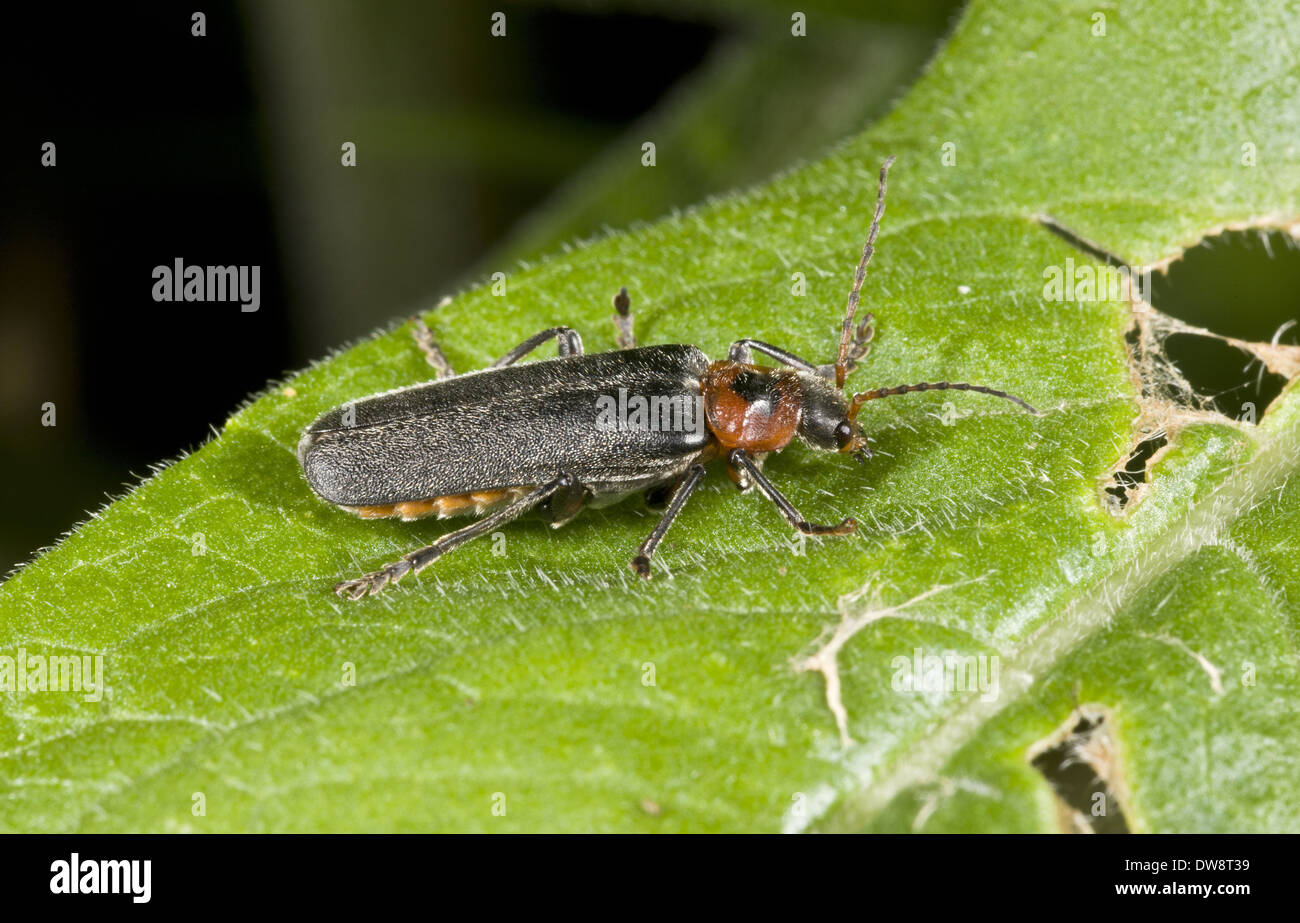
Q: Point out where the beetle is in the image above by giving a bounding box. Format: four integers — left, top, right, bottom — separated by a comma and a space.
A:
298, 157, 1039, 599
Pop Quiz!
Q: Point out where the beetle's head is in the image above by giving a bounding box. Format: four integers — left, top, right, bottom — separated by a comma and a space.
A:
795, 371, 871, 458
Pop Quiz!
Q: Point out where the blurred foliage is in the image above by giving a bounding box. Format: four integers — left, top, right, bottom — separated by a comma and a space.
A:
242, 0, 961, 354
484, 18, 945, 265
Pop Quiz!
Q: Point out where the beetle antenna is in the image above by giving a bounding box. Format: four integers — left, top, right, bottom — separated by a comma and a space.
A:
836, 155, 896, 390
848, 381, 1040, 419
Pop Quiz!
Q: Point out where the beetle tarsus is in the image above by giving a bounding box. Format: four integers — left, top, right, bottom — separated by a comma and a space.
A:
730, 449, 859, 538
334, 575, 379, 600
334, 556, 415, 599
612, 286, 636, 349
411, 315, 456, 380
630, 554, 652, 579
843, 311, 875, 376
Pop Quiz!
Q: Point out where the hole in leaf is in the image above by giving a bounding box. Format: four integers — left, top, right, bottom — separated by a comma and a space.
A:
1029, 709, 1131, 834
1105, 431, 1168, 510
1150, 229, 1300, 419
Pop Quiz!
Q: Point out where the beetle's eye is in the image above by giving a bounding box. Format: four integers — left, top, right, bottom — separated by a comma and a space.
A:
834, 420, 854, 450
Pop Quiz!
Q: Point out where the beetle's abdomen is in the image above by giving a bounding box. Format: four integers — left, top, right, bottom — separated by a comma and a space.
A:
346, 487, 532, 521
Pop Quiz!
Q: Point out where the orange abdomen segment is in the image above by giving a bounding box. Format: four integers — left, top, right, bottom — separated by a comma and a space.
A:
700, 361, 802, 453
346, 487, 530, 521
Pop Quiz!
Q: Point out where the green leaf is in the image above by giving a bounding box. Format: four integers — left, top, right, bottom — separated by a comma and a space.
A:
3, 0, 1299, 832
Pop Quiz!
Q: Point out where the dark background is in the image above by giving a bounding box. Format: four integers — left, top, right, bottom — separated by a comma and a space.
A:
2, 0, 1296, 576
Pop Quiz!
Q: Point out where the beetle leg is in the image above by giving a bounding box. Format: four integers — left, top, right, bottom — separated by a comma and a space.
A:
843, 311, 875, 377
643, 478, 678, 510
612, 286, 636, 349
410, 316, 455, 379
541, 479, 591, 528
726, 451, 766, 491
490, 327, 584, 368
631, 464, 706, 578
729, 449, 856, 536
727, 339, 821, 373
334, 475, 574, 599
